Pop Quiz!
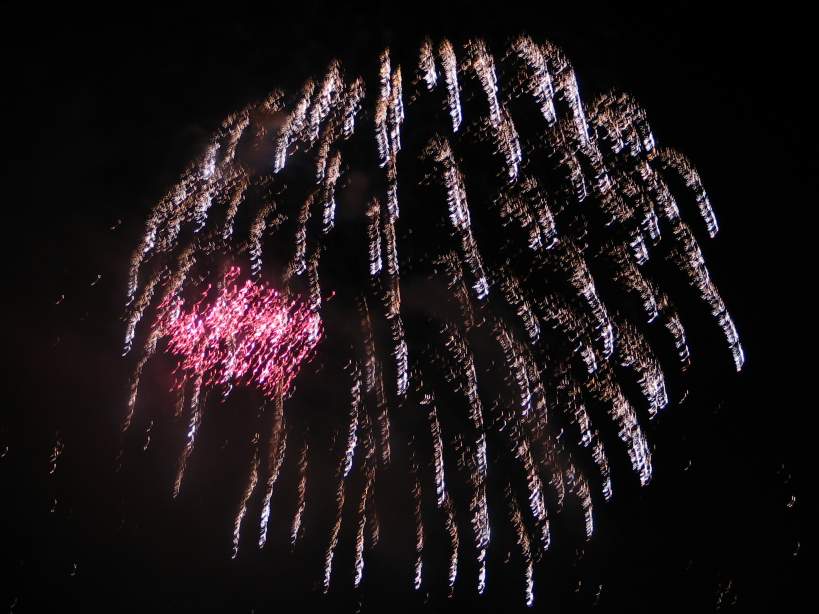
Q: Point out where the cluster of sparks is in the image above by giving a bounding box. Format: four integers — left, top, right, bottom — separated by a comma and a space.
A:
122, 34, 743, 606
156, 267, 322, 401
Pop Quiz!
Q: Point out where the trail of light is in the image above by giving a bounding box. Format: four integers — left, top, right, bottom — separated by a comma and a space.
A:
259, 396, 287, 548
232, 434, 260, 559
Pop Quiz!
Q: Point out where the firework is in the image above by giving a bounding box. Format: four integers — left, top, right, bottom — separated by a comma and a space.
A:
155, 267, 322, 401
122, 34, 743, 605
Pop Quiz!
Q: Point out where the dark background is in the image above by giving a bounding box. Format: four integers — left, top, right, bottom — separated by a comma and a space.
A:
2, 1, 812, 612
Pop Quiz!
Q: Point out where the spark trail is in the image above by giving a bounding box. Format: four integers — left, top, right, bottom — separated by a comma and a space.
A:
122, 34, 743, 606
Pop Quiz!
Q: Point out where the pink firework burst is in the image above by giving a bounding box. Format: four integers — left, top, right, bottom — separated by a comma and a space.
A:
155, 267, 322, 399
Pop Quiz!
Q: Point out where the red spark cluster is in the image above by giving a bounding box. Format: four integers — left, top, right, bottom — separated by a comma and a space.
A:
155, 267, 322, 399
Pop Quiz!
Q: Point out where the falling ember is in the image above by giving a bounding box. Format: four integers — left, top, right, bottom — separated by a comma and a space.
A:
122, 34, 744, 606
155, 267, 322, 401
49, 432, 64, 476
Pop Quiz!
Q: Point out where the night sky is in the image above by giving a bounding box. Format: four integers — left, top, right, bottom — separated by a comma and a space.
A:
2, 2, 812, 612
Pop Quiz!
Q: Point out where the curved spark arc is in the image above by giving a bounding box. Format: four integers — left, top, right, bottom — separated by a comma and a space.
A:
258, 394, 287, 548
122, 33, 744, 606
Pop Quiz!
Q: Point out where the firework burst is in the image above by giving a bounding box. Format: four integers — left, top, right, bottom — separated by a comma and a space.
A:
156, 267, 322, 401
121, 34, 743, 605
